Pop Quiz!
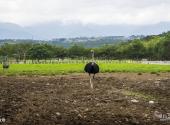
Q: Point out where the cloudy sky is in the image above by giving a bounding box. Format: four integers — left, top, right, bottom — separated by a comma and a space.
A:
0, 0, 170, 26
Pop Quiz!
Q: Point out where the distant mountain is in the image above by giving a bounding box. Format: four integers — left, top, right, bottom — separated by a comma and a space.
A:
26, 22, 139, 40
1, 21, 170, 40
50, 36, 128, 48
0, 36, 129, 48
0, 22, 32, 39
26, 21, 170, 40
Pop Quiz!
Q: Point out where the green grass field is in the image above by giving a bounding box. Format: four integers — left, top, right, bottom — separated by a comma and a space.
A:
0, 63, 170, 76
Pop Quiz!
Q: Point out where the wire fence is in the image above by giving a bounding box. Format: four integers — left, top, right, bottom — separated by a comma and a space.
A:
0, 59, 140, 64
1, 58, 170, 65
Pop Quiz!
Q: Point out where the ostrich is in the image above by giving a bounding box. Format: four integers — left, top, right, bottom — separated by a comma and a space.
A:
3, 64, 9, 69
2, 56, 9, 71
84, 50, 99, 89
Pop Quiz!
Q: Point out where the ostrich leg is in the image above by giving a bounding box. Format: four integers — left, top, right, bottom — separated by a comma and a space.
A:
90, 75, 93, 89
93, 74, 95, 79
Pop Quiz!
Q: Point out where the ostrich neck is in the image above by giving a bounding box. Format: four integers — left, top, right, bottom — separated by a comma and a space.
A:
92, 53, 94, 62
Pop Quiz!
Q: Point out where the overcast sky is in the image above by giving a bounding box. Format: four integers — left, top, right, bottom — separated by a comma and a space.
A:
0, 0, 170, 26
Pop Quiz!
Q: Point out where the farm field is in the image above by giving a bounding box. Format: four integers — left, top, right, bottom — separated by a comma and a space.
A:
0, 73, 170, 125
0, 63, 170, 75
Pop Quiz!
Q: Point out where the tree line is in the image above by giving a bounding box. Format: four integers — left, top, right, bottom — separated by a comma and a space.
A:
0, 31, 170, 61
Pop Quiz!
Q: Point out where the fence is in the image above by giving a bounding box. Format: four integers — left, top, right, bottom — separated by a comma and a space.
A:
141, 61, 170, 65
1, 59, 170, 65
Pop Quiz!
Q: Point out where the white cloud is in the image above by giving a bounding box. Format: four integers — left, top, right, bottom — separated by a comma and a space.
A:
0, 0, 170, 26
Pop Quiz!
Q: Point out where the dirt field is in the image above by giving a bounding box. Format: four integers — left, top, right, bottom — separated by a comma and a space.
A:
0, 73, 170, 125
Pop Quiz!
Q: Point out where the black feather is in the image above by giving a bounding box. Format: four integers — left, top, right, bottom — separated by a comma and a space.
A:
84, 62, 99, 75
3, 64, 9, 69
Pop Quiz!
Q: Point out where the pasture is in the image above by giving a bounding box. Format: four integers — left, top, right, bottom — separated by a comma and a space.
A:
0, 62, 170, 75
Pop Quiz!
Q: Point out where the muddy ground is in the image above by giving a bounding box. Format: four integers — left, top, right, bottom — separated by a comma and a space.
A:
0, 73, 170, 125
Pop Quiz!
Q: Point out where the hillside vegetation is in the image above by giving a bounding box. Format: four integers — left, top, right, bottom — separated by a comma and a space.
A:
0, 31, 170, 61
